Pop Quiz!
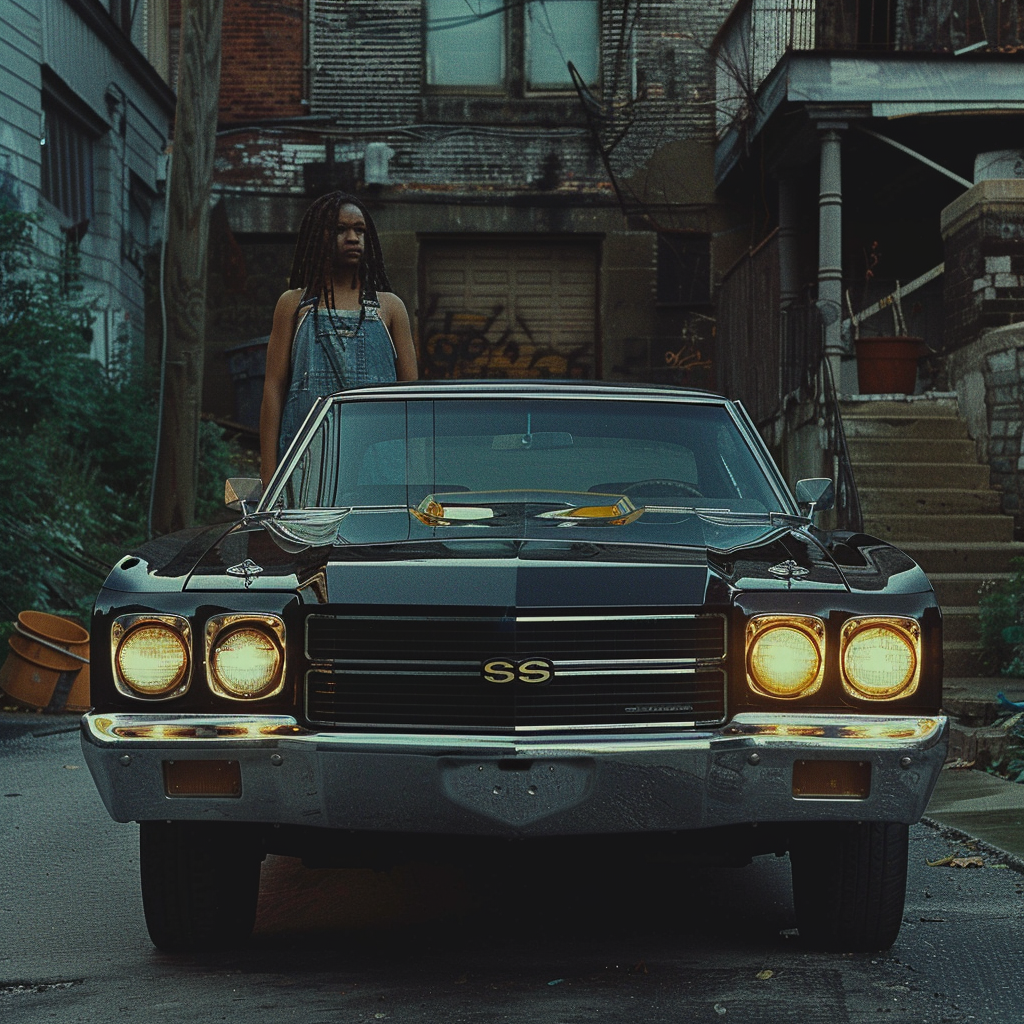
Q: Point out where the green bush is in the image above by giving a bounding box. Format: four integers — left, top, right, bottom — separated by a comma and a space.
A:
0, 202, 239, 638
977, 557, 1024, 677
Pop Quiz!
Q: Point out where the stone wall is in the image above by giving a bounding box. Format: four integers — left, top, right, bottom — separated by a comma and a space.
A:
946, 323, 1024, 528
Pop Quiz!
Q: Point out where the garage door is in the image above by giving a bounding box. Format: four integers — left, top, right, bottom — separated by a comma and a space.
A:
419, 239, 598, 379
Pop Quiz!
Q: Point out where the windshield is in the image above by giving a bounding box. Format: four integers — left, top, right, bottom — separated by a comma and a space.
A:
276, 397, 787, 516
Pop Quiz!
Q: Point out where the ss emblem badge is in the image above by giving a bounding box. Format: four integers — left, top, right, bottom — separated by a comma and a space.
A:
481, 658, 554, 685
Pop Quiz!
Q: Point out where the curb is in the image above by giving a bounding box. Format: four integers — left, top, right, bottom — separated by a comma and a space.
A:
921, 815, 1024, 876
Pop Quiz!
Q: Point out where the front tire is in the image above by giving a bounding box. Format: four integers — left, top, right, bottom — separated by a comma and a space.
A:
790, 821, 908, 952
139, 821, 263, 952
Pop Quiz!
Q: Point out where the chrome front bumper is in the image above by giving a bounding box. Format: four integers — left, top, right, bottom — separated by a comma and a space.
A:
81, 712, 949, 835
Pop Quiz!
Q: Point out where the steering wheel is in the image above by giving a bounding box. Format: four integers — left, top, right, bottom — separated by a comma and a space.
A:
621, 478, 704, 500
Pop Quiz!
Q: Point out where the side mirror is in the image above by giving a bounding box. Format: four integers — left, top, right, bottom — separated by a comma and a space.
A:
795, 477, 835, 517
225, 477, 263, 514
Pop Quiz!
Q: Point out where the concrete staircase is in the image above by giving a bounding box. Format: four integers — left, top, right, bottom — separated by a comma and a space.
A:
840, 394, 1021, 686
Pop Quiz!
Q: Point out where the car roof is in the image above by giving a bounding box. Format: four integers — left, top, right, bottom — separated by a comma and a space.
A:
331, 380, 732, 402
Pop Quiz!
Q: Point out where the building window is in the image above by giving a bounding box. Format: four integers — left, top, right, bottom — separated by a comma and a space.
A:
425, 0, 599, 93
657, 233, 711, 307
41, 96, 95, 229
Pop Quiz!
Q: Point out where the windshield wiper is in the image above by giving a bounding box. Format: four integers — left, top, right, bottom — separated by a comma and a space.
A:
642, 506, 809, 528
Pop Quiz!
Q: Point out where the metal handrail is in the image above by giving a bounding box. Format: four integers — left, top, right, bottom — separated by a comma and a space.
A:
819, 357, 863, 534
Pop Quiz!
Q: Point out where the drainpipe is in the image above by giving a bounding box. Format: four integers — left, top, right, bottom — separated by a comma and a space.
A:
816, 122, 846, 390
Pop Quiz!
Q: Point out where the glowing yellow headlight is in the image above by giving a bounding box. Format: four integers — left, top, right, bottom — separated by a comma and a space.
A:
841, 617, 920, 700
114, 620, 190, 697
746, 616, 825, 699
206, 615, 285, 699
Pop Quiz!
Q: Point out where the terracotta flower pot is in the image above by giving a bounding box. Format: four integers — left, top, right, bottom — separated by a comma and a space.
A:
854, 336, 926, 396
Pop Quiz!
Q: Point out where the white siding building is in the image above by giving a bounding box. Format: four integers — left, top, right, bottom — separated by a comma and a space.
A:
0, 0, 173, 363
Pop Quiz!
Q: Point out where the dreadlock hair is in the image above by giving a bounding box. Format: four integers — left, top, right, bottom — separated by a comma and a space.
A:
287, 191, 391, 335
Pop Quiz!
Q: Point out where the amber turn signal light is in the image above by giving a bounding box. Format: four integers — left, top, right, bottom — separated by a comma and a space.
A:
792, 759, 871, 800
163, 759, 242, 798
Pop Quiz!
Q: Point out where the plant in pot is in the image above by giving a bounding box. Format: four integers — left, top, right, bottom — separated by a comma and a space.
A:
848, 273, 926, 396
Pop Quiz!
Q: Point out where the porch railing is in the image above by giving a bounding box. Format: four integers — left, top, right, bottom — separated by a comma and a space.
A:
715, 0, 1024, 134
717, 233, 863, 531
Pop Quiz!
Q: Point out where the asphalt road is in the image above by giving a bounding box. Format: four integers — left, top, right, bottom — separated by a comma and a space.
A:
3, 718, 1024, 1023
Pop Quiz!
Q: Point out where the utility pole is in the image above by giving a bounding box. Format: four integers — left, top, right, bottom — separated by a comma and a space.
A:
151, 0, 224, 535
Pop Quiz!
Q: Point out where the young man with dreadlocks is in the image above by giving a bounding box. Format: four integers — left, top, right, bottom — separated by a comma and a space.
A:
259, 192, 418, 484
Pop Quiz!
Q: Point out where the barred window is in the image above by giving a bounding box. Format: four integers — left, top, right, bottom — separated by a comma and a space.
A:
657, 233, 712, 307
41, 96, 95, 228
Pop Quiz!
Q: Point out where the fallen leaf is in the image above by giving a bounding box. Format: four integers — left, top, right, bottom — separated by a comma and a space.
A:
926, 855, 954, 867
756, 970, 774, 981
943, 759, 976, 770
951, 856, 984, 868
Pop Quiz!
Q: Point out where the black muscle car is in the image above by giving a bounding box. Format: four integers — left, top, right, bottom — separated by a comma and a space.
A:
81, 381, 946, 953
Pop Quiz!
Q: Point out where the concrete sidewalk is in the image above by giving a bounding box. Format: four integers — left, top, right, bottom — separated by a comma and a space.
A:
926, 766, 1024, 863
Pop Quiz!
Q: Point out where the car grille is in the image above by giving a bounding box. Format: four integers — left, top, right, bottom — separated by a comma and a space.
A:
304, 608, 728, 731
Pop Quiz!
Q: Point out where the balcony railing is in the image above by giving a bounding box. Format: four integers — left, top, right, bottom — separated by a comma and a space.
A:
715, 0, 1024, 134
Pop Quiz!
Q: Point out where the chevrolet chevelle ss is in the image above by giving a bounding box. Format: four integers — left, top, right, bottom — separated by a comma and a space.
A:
82, 381, 946, 953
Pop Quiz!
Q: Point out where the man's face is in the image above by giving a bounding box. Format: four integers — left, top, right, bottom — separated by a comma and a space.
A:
334, 203, 366, 268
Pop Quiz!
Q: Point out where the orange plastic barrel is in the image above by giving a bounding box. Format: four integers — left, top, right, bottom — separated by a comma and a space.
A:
0, 611, 90, 713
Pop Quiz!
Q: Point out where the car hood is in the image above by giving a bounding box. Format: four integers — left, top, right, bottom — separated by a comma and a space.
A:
104, 507, 931, 601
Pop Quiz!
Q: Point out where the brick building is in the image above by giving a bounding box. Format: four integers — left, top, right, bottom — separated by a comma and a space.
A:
163, 0, 737, 426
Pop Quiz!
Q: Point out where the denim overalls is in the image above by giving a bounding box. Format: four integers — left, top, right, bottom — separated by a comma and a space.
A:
278, 294, 398, 459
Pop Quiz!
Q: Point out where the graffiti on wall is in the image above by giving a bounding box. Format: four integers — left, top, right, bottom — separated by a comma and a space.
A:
615, 314, 714, 387
663, 317, 713, 380
420, 298, 594, 379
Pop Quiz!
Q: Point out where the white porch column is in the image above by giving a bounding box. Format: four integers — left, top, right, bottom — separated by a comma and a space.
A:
817, 123, 846, 389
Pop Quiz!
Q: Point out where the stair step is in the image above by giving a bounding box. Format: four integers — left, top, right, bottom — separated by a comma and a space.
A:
858, 488, 1003, 516
847, 437, 979, 463
899, 541, 1024, 575
863, 514, 1015, 543
853, 462, 992, 489
943, 642, 990, 678
943, 676, 1024, 714
842, 415, 970, 439
839, 396, 960, 418
941, 607, 981, 644
929, 572, 1010, 606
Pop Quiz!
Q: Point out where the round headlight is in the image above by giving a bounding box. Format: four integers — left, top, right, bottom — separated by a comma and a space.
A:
117, 625, 189, 696
747, 620, 823, 698
209, 627, 282, 698
842, 623, 918, 699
